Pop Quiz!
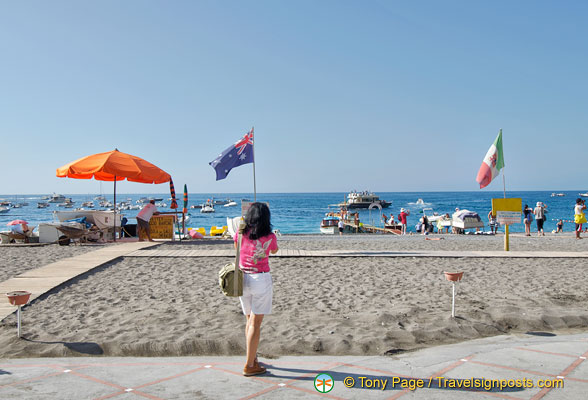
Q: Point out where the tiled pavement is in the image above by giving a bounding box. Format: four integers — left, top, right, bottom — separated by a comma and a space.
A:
1, 332, 587, 399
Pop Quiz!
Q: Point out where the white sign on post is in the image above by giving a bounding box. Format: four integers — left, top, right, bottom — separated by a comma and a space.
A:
496, 211, 521, 225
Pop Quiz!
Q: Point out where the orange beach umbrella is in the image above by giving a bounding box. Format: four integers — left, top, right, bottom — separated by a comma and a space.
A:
56, 149, 172, 241
56, 149, 171, 183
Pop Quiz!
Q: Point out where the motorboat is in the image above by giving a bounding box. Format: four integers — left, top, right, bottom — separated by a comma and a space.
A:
224, 201, 238, 207
416, 198, 425, 205
0, 206, 9, 214
214, 198, 231, 205
338, 190, 391, 209
81, 201, 95, 208
48, 193, 66, 203
320, 215, 340, 234
190, 204, 202, 209
37, 202, 50, 208
550, 193, 565, 197
579, 193, 588, 198
200, 204, 215, 213
57, 198, 75, 208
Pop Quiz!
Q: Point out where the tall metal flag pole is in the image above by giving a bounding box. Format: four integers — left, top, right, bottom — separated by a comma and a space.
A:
252, 127, 257, 202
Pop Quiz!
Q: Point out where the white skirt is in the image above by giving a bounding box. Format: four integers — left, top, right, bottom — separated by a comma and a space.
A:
239, 272, 273, 315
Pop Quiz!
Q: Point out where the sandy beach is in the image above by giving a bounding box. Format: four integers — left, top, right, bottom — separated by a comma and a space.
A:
1, 234, 588, 358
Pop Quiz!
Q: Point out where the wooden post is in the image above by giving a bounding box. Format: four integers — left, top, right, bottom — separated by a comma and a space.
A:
504, 224, 510, 251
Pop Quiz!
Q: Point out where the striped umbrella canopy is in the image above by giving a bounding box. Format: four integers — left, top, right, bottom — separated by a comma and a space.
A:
183, 184, 188, 215
169, 178, 178, 209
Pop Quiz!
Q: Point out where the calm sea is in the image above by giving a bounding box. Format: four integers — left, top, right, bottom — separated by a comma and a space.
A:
0, 191, 583, 234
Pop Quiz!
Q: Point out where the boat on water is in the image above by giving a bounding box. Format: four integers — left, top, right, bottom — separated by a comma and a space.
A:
580, 193, 588, 198
224, 201, 238, 207
338, 190, 391, 209
214, 198, 232, 205
0, 206, 10, 214
200, 204, 215, 213
320, 215, 340, 234
551, 193, 565, 197
48, 193, 66, 203
81, 201, 95, 208
37, 202, 50, 208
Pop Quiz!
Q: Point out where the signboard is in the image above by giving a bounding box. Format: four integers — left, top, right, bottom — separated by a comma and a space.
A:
492, 198, 522, 225
149, 215, 175, 239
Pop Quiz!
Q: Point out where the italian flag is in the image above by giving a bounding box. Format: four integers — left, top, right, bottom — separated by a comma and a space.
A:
476, 130, 505, 189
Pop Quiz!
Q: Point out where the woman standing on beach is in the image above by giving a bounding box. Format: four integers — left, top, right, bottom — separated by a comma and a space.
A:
235, 203, 279, 376
523, 204, 533, 236
574, 198, 587, 239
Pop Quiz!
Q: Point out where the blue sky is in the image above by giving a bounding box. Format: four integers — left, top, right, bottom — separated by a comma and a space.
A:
1, 0, 586, 195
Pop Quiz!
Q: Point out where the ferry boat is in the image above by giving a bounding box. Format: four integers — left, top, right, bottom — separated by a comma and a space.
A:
338, 190, 391, 209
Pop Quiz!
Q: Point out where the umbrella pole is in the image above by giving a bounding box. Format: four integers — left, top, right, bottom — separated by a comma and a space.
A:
113, 177, 117, 242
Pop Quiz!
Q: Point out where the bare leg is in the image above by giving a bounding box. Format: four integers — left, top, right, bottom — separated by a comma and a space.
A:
245, 314, 264, 367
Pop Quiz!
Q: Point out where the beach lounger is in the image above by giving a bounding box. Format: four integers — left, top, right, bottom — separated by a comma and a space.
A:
0, 226, 36, 244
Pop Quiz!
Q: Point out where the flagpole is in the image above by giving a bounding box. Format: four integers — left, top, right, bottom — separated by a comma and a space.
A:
252, 127, 257, 202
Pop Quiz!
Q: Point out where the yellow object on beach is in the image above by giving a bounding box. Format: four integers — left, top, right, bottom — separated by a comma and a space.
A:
195, 227, 206, 236
210, 225, 228, 236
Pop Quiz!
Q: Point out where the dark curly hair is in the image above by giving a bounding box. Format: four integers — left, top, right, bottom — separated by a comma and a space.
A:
243, 202, 273, 240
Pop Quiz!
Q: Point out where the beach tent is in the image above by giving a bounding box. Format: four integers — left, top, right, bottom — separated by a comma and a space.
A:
56, 149, 172, 240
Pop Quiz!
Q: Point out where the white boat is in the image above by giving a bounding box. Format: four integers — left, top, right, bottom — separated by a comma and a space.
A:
0, 206, 9, 214
451, 209, 484, 230
81, 201, 95, 208
550, 193, 565, 197
223, 201, 238, 207
48, 193, 66, 203
579, 193, 588, 198
37, 202, 50, 208
200, 204, 215, 213
320, 215, 340, 234
53, 210, 122, 230
338, 190, 391, 209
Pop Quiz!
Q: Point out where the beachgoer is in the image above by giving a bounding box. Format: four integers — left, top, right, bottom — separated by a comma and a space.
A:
388, 214, 395, 225
338, 218, 344, 235
574, 198, 587, 239
523, 204, 533, 236
399, 208, 410, 235
420, 216, 429, 235
136, 199, 160, 242
381, 213, 388, 225
10, 222, 29, 235
487, 210, 498, 234
234, 202, 278, 376
556, 219, 563, 233
534, 202, 546, 236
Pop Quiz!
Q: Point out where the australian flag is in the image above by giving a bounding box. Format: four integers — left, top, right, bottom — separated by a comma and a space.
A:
209, 128, 254, 180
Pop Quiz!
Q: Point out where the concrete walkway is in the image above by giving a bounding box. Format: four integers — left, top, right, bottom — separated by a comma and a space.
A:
125, 248, 588, 258
0, 241, 156, 321
1, 332, 587, 399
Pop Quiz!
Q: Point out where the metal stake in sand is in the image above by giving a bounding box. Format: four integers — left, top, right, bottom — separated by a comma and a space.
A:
6, 291, 31, 338
443, 272, 464, 318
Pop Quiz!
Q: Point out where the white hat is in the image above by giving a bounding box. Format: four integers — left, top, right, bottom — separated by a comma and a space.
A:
536, 202, 541, 207
400, 208, 405, 212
